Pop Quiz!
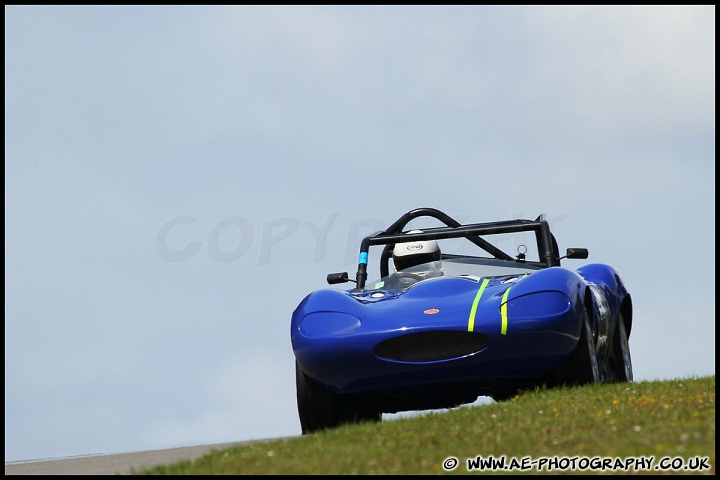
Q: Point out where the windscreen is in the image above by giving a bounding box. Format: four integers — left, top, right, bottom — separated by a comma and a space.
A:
364, 257, 541, 291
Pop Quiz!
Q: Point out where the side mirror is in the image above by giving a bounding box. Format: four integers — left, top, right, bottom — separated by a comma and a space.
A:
327, 272, 355, 285
565, 248, 589, 259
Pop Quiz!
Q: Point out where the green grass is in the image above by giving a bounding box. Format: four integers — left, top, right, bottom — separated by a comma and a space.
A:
138, 376, 714, 475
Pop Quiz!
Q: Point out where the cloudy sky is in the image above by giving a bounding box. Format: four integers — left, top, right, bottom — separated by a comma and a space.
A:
5, 5, 715, 462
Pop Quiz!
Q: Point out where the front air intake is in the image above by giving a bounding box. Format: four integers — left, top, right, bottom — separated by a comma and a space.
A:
374, 330, 489, 362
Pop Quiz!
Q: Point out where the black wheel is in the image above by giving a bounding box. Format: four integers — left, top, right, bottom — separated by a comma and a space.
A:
296, 360, 344, 434
295, 361, 380, 434
545, 308, 600, 388
606, 314, 633, 383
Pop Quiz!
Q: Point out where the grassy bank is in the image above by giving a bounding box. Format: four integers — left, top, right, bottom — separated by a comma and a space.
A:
139, 375, 714, 475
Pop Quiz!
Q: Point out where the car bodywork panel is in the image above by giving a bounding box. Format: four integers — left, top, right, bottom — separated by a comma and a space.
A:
291, 208, 633, 417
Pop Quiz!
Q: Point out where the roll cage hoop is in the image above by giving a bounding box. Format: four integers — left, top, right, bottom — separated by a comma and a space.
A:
329, 208, 587, 290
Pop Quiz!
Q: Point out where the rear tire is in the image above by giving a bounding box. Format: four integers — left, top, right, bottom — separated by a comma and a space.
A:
545, 308, 600, 388
606, 314, 633, 382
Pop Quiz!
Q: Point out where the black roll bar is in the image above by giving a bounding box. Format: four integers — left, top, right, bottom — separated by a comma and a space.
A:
353, 208, 558, 289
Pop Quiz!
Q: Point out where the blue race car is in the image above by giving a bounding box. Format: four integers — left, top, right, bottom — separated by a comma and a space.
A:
291, 208, 633, 434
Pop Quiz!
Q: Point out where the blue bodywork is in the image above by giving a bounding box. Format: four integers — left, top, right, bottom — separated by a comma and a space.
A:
291, 208, 632, 427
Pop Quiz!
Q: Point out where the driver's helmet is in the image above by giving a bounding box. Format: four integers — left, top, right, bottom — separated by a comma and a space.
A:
392, 230, 441, 271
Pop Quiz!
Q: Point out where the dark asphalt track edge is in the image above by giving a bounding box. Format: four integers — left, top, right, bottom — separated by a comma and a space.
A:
4, 438, 280, 475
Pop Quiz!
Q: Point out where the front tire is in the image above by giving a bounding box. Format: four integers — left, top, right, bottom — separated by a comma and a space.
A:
296, 360, 344, 434
296, 361, 380, 434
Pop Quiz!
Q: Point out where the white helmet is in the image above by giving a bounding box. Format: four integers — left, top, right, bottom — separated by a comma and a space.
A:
392, 230, 441, 271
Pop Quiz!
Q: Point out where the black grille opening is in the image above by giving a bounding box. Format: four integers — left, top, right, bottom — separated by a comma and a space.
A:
374, 330, 489, 362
